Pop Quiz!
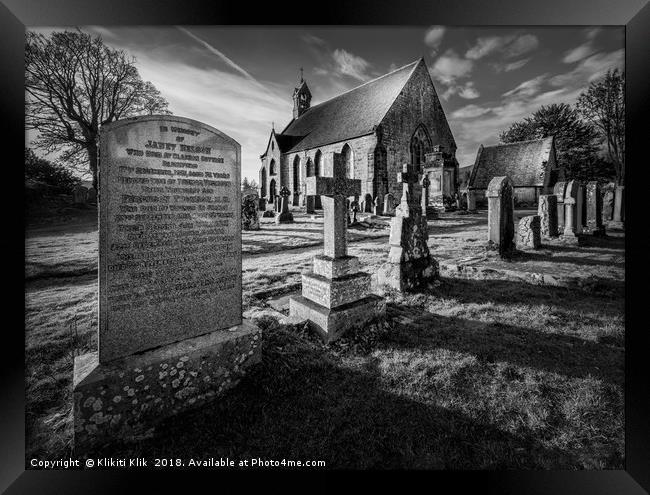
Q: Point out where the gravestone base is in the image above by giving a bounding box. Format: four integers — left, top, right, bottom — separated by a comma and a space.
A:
262, 211, 275, 218
288, 294, 386, 343
607, 220, 624, 230
377, 256, 439, 292
275, 211, 294, 224
73, 320, 261, 455
560, 232, 581, 245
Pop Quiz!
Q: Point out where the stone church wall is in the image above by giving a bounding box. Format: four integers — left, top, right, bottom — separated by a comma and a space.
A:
380, 62, 458, 200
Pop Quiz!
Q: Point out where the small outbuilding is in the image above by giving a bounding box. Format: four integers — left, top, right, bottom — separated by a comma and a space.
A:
467, 136, 563, 206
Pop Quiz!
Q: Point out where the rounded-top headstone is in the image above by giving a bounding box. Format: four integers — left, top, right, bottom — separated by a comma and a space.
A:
553, 181, 568, 200
98, 115, 241, 362
486, 176, 513, 197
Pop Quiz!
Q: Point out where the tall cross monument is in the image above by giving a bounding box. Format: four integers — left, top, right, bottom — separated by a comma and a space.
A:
378, 163, 439, 291
289, 152, 386, 342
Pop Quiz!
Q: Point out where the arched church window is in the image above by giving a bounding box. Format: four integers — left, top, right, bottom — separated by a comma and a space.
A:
293, 156, 301, 192
342, 144, 353, 178
314, 150, 322, 176
269, 159, 276, 175
410, 125, 432, 172
306, 158, 314, 177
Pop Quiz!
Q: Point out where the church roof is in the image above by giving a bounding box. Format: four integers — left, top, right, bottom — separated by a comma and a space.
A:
278, 60, 421, 153
468, 136, 555, 189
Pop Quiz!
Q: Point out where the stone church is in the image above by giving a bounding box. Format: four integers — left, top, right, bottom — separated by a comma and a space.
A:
259, 58, 459, 210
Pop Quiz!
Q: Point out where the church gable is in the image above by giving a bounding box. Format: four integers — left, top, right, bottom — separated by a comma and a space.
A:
380, 58, 456, 154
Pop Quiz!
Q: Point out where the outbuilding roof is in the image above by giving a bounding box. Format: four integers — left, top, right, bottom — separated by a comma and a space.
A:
469, 136, 555, 190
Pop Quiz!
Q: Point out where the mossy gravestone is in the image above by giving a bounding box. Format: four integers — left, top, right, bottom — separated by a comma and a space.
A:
73, 115, 261, 454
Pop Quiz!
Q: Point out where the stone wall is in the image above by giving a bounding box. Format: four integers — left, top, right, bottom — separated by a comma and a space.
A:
283, 134, 378, 203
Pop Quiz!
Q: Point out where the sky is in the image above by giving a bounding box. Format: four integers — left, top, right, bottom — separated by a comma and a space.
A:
30, 25, 624, 181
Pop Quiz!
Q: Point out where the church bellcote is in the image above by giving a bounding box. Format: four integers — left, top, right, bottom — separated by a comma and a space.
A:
292, 68, 311, 119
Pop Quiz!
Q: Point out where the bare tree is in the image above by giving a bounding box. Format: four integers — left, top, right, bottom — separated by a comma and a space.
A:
576, 69, 625, 185
25, 29, 171, 189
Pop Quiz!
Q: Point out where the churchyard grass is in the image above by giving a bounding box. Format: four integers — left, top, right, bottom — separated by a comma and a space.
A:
25, 209, 624, 468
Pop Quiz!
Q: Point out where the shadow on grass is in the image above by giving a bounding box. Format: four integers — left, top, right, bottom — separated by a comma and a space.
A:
510, 250, 624, 269
431, 277, 624, 319
386, 306, 624, 386
96, 326, 582, 469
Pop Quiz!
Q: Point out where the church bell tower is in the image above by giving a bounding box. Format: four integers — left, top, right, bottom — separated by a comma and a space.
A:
292, 68, 311, 119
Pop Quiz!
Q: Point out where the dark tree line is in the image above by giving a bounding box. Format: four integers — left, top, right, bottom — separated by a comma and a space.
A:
500, 69, 625, 185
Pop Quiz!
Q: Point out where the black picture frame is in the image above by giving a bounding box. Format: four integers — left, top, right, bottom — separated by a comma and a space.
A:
3, 0, 648, 492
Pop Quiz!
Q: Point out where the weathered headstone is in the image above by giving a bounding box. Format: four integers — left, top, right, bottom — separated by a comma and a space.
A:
584, 181, 605, 236
575, 182, 586, 234
306, 195, 316, 214
538, 194, 558, 238
467, 190, 476, 211
73, 185, 88, 205
553, 181, 568, 233
378, 164, 439, 291
350, 197, 360, 224
516, 215, 541, 249
362, 193, 373, 213
610, 185, 625, 229
275, 185, 294, 224
421, 175, 430, 216
562, 180, 580, 243
373, 195, 383, 216
73, 115, 261, 452
87, 187, 98, 205
242, 194, 260, 230
382, 193, 396, 216
602, 184, 614, 223
486, 176, 515, 259
289, 152, 385, 342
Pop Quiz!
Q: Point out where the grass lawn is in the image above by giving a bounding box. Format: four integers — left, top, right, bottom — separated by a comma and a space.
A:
24, 207, 625, 469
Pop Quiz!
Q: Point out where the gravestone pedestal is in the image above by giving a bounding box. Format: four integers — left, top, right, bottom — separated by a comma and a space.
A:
378, 165, 439, 292
73, 320, 260, 454
289, 153, 385, 342
467, 190, 477, 211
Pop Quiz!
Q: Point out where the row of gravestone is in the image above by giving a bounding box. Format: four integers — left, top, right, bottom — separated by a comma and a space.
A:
242, 180, 443, 231
488, 177, 617, 258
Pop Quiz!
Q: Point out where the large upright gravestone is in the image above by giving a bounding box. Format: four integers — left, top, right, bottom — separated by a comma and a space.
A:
584, 181, 605, 236
562, 180, 581, 243
377, 164, 439, 291
486, 176, 515, 259
73, 116, 261, 452
553, 181, 568, 233
610, 185, 625, 229
289, 152, 385, 343
538, 194, 558, 238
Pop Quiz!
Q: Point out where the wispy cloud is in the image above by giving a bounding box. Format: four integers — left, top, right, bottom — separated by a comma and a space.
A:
466, 34, 539, 61
331, 49, 372, 81
491, 57, 531, 73
551, 49, 624, 85
423, 26, 446, 54
431, 49, 473, 85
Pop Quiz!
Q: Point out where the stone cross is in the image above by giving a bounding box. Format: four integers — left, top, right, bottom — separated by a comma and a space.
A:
306, 152, 361, 258
396, 164, 422, 216
279, 185, 291, 213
